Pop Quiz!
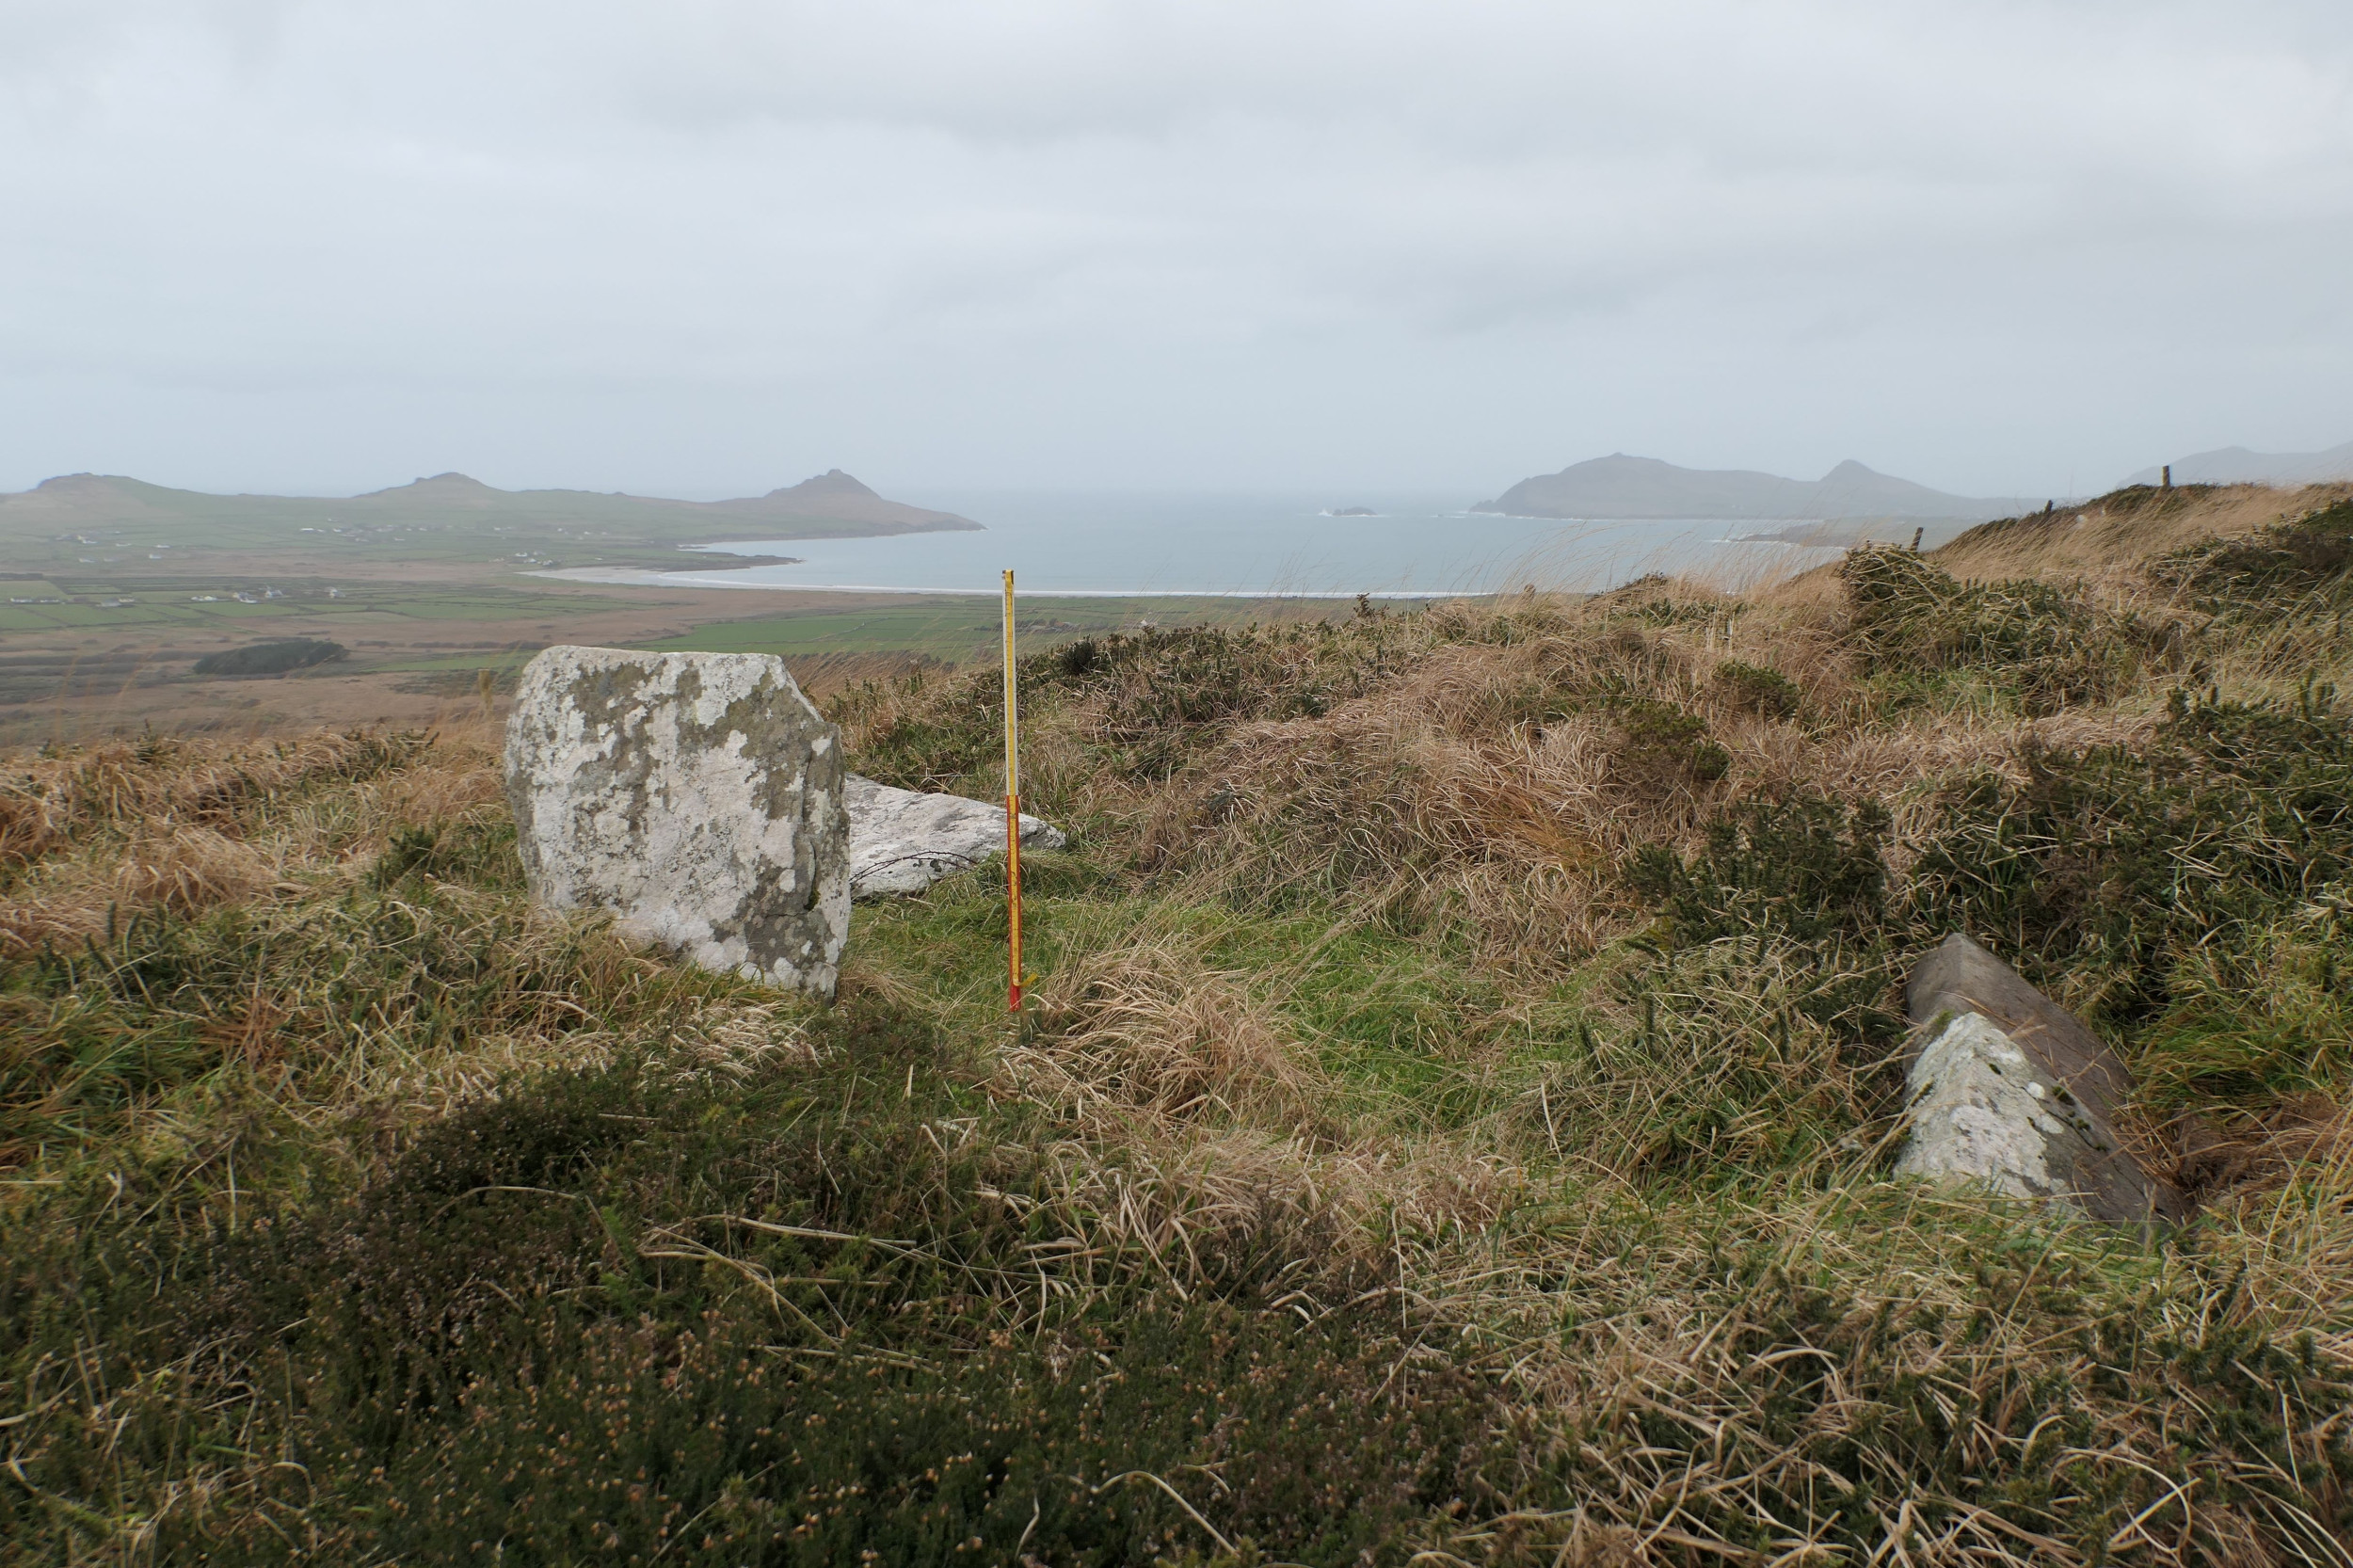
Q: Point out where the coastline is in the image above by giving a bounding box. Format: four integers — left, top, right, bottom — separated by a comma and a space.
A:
528, 503, 1858, 600
526, 568, 1449, 600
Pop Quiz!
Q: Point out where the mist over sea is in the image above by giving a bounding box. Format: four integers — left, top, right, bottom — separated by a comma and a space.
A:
654, 490, 1848, 598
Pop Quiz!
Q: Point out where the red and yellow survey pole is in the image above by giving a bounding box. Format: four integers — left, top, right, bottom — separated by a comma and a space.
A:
1002, 568, 1024, 1013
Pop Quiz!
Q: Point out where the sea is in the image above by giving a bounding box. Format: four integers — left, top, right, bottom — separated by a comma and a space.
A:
554, 490, 1851, 600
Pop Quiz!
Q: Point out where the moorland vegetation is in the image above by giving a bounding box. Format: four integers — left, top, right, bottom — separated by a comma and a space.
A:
5, 483, 2353, 1564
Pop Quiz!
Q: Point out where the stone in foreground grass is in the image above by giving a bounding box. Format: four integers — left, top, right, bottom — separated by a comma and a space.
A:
504, 646, 850, 997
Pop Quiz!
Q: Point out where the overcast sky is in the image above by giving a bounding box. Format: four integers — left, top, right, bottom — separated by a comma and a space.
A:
3, 1, 2350, 500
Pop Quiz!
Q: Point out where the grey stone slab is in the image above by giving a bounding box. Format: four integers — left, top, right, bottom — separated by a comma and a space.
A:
1901, 934, 2188, 1224
1909, 931, 2131, 1127
847, 775, 1066, 900
504, 646, 849, 998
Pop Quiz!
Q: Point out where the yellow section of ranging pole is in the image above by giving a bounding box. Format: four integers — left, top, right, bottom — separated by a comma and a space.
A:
1002, 569, 1023, 1012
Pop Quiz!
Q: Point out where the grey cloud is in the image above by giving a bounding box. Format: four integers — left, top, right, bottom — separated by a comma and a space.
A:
1, 0, 2349, 496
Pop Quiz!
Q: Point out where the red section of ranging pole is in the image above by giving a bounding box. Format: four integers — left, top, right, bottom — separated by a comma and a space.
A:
1005, 792, 1023, 1011
1003, 569, 1023, 1013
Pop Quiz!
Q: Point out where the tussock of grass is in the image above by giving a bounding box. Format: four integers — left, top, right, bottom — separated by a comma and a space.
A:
0, 728, 503, 951
0, 729, 430, 872
1019, 940, 1327, 1134
8, 482, 2353, 1562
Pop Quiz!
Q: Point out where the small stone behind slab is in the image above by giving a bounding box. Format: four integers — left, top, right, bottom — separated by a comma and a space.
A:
1898, 933, 2188, 1224
504, 646, 850, 998
847, 775, 1067, 900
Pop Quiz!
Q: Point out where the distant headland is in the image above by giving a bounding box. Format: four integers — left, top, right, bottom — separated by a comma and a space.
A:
0, 468, 983, 542
1473, 454, 2034, 522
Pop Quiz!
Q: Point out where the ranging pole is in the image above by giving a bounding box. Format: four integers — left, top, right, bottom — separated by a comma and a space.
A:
1002, 569, 1023, 1012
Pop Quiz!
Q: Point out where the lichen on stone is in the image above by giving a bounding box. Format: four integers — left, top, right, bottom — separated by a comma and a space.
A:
504, 647, 850, 998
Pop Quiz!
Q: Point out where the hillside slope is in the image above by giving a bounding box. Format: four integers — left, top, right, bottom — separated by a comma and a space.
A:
6, 482, 2353, 1562
0, 468, 978, 580
0, 468, 979, 538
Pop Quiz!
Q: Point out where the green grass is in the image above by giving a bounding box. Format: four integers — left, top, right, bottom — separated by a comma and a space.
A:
10, 830, 2342, 1562
848, 871, 1520, 1127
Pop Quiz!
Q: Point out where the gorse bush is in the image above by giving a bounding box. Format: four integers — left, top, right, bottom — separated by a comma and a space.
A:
835, 619, 1429, 790
1909, 685, 2353, 1038
1529, 936, 1891, 1175
1841, 546, 2141, 712
1623, 793, 1903, 1063
826, 666, 1003, 792
366, 816, 522, 890
1628, 792, 1892, 950
1621, 684, 2353, 1108
1711, 657, 1801, 719
2153, 496, 2353, 612
1609, 697, 1730, 785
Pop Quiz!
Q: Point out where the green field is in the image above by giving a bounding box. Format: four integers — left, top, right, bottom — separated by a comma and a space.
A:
0, 580, 623, 637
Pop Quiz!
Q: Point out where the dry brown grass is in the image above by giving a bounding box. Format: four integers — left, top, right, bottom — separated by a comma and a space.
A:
1015, 940, 1327, 1133
1102, 618, 1768, 966
338, 981, 821, 1133
1064, 584, 2142, 977
104, 823, 287, 916
0, 728, 502, 952
962, 1073, 2353, 1566
996, 1116, 1525, 1324
0, 728, 422, 866
1400, 1162, 2353, 1567
1140, 702, 1635, 946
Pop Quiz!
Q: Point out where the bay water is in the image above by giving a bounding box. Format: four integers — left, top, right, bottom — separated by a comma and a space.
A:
609, 490, 1848, 599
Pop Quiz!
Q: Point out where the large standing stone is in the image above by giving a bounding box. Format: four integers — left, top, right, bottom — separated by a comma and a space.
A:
846, 775, 1066, 900
504, 647, 849, 998
1897, 933, 2187, 1224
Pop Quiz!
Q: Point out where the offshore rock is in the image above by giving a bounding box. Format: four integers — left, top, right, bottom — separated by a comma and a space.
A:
1897, 933, 2187, 1224
847, 775, 1066, 900
504, 647, 849, 998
